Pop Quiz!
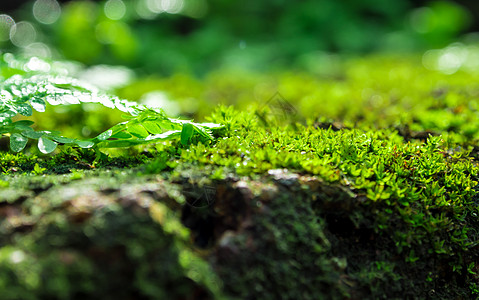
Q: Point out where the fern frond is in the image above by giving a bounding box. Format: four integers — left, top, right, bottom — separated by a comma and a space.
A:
0, 55, 222, 153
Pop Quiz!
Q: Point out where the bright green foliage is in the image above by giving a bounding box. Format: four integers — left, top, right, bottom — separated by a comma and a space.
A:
115, 48, 479, 143
0, 55, 221, 154
10, 0, 471, 74
0, 151, 39, 174
2, 52, 479, 298
168, 103, 479, 297
182, 106, 479, 256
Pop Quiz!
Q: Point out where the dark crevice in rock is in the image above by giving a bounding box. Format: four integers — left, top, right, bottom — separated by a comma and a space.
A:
181, 182, 250, 249
395, 124, 439, 141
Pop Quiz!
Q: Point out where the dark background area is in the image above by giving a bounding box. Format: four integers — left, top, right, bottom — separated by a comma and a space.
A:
2, 0, 477, 21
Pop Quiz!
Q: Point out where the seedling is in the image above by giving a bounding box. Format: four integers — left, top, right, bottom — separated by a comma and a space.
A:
0, 55, 222, 154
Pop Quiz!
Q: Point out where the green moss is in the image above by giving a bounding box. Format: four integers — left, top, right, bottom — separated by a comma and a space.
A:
3, 52, 479, 298
210, 181, 347, 299
0, 172, 224, 300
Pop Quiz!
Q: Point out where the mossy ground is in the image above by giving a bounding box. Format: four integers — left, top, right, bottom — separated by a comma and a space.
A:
2, 54, 479, 299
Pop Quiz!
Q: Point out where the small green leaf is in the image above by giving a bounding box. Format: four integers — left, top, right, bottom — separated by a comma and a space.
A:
127, 124, 149, 138
51, 136, 76, 144
0, 126, 12, 134
32, 163, 46, 175
12, 123, 33, 132
142, 121, 162, 134
161, 122, 181, 131
121, 114, 135, 120
31, 98, 46, 112
145, 130, 181, 141
96, 129, 113, 141
181, 123, 194, 146
0, 110, 16, 122
10, 133, 28, 152
21, 130, 43, 139
75, 140, 95, 148
115, 100, 129, 112
16, 103, 33, 116
98, 140, 139, 148
38, 136, 57, 153
13, 120, 35, 127
110, 131, 132, 139
193, 124, 213, 140
52, 83, 91, 93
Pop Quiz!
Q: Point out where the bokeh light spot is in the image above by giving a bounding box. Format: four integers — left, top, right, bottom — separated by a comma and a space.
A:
146, 0, 165, 14
79, 65, 134, 90
141, 91, 180, 116
0, 15, 15, 42
23, 42, 52, 58
104, 0, 126, 20
422, 49, 440, 71
33, 0, 61, 24
10, 21, 36, 48
146, 0, 184, 14
10, 250, 26, 264
437, 51, 462, 74
135, 0, 157, 19
422, 44, 468, 74
24, 57, 51, 72
161, 0, 184, 14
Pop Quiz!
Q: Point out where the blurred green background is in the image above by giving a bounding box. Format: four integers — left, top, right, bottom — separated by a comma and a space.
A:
0, 0, 476, 75
1, 0, 479, 137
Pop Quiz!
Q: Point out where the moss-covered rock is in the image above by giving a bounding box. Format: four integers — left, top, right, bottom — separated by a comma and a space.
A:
3, 52, 479, 298
0, 173, 223, 299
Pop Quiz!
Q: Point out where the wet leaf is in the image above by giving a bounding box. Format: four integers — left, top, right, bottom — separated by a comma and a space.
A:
38, 136, 57, 153
10, 133, 28, 152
